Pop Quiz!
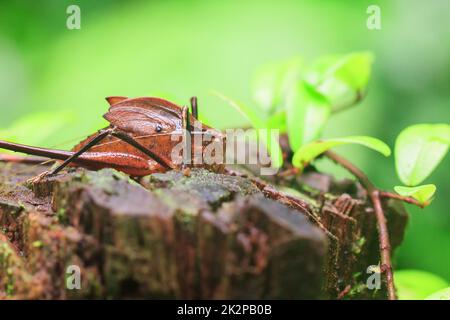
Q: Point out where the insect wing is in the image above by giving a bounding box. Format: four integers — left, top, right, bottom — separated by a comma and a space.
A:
104, 97, 183, 136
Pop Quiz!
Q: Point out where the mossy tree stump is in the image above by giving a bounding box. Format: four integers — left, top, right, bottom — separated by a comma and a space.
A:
0, 162, 407, 299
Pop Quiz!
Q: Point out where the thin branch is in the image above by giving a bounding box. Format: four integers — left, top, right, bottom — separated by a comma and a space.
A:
337, 285, 352, 300
325, 150, 397, 300
370, 190, 396, 300
320, 152, 425, 207
277, 167, 300, 178
324, 151, 374, 190
379, 191, 426, 208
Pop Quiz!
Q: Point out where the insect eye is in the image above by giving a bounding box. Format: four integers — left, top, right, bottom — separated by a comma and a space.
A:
156, 124, 163, 133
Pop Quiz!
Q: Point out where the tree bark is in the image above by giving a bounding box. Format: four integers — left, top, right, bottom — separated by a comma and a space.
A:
0, 162, 407, 299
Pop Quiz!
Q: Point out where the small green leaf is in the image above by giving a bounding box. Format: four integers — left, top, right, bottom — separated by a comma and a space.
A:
329, 52, 374, 90
395, 270, 449, 300
305, 52, 374, 112
317, 77, 358, 113
252, 57, 302, 115
292, 136, 391, 169
259, 129, 283, 169
395, 123, 450, 186
211, 91, 263, 128
211, 91, 283, 168
286, 81, 331, 151
426, 287, 450, 300
394, 184, 436, 204
266, 110, 287, 132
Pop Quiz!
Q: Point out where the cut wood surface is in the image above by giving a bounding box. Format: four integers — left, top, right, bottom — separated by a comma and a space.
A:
0, 162, 407, 299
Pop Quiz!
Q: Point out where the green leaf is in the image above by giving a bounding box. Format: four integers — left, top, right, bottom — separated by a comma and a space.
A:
212, 91, 283, 168
259, 129, 283, 169
394, 184, 436, 204
292, 136, 391, 169
329, 52, 374, 90
286, 81, 330, 151
305, 52, 374, 112
266, 110, 287, 132
395, 270, 449, 300
252, 57, 302, 115
426, 287, 450, 300
211, 90, 263, 128
395, 123, 450, 186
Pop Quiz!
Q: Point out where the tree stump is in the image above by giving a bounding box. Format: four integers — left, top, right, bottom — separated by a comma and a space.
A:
0, 162, 407, 299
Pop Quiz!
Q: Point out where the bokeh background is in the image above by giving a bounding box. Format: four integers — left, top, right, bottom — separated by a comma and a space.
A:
0, 0, 449, 283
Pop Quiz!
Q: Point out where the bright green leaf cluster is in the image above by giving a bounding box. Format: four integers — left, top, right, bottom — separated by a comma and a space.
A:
214, 52, 375, 168
304, 52, 374, 112
395, 124, 450, 186
213, 54, 449, 210
252, 57, 303, 116
394, 123, 450, 204
286, 81, 330, 151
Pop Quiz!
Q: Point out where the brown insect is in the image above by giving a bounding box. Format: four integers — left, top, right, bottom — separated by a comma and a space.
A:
0, 96, 225, 179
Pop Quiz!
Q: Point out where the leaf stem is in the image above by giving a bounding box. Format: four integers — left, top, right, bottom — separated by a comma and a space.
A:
324, 150, 397, 300
379, 191, 427, 208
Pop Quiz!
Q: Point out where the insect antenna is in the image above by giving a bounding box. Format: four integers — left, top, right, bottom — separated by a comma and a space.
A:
182, 106, 192, 167
0, 132, 97, 175
190, 96, 198, 119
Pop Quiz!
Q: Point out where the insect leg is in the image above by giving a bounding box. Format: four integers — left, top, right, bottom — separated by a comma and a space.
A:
49, 128, 114, 175
111, 131, 174, 170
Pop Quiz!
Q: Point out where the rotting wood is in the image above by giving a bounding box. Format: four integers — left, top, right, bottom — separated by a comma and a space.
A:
0, 162, 407, 299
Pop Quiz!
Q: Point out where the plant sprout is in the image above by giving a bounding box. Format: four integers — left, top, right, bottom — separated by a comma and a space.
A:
213, 52, 450, 300
394, 123, 450, 204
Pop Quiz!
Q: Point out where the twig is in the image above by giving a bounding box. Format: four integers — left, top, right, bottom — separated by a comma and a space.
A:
324, 150, 397, 300
277, 167, 300, 178
337, 285, 352, 300
379, 191, 426, 208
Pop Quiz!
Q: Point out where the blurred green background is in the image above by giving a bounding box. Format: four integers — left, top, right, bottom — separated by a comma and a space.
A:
0, 0, 448, 282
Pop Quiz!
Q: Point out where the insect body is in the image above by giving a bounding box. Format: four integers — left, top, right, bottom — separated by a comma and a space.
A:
0, 96, 225, 178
